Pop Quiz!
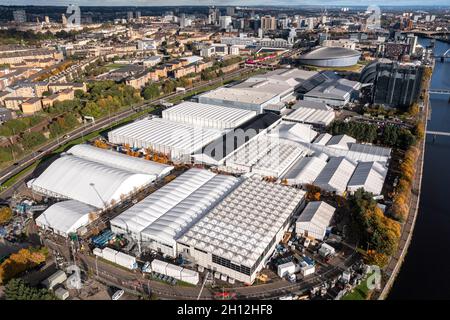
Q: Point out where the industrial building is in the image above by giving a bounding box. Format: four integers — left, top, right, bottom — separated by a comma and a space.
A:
282, 156, 328, 186
197, 68, 320, 114
303, 78, 361, 107
29, 155, 155, 208
296, 201, 335, 241
298, 46, 361, 67
110, 169, 240, 257
107, 118, 223, 161
67, 144, 174, 178
176, 178, 306, 284
283, 100, 335, 127
314, 157, 356, 195
347, 161, 388, 195
161, 101, 256, 130
35, 200, 97, 237
192, 113, 281, 166
198, 87, 283, 114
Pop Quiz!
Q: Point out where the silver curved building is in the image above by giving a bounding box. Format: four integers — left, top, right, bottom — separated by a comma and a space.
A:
298, 47, 361, 67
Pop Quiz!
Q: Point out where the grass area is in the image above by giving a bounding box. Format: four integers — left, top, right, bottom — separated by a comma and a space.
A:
341, 272, 374, 300
307, 64, 364, 72
105, 63, 127, 70
0, 162, 39, 190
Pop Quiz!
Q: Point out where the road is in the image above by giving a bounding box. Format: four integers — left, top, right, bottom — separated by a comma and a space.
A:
0, 66, 255, 197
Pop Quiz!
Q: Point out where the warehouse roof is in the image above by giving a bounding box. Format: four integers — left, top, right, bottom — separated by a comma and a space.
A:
292, 100, 332, 111
284, 103, 335, 127
194, 113, 281, 165
253, 68, 319, 87
68, 144, 173, 178
108, 118, 223, 155
283, 156, 328, 185
314, 133, 333, 145
304, 78, 361, 101
199, 87, 278, 105
161, 101, 256, 129
347, 161, 388, 195
36, 200, 97, 236
326, 134, 357, 150
314, 157, 356, 194
296, 201, 335, 231
269, 122, 318, 143
177, 178, 306, 268
30, 155, 155, 208
111, 169, 240, 245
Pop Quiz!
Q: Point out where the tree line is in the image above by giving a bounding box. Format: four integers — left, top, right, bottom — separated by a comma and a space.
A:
328, 120, 417, 150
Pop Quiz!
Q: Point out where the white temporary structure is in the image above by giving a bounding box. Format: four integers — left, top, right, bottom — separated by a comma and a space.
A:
30, 155, 155, 208
35, 200, 97, 237
284, 101, 335, 127
347, 161, 388, 195
283, 156, 328, 186
161, 101, 256, 130
177, 178, 306, 284
107, 118, 223, 160
296, 201, 335, 241
110, 169, 240, 256
314, 157, 356, 195
68, 144, 174, 178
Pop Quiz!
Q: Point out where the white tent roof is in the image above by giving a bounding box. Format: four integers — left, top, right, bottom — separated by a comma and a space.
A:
283, 156, 328, 185
326, 134, 356, 150
30, 155, 155, 208
178, 178, 306, 268
107, 118, 223, 156
269, 122, 318, 143
347, 161, 388, 195
314, 133, 333, 145
314, 157, 356, 194
161, 101, 256, 129
36, 200, 96, 236
111, 169, 240, 246
68, 144, 173, 178
284, 105, 335, 127
296, 201, 335, 231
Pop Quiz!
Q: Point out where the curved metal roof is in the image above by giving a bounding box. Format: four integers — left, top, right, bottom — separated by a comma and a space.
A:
300, 46, 361, 60
30, 155, 155, 208
68, 144, 173, 178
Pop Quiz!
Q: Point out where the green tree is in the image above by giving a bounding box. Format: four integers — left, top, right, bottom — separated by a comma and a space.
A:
143, 83, 161, 100
4, 279, 56, 300
21, 132, 47, 150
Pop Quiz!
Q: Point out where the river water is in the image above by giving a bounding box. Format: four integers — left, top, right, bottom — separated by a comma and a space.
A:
389, 39, 450, 299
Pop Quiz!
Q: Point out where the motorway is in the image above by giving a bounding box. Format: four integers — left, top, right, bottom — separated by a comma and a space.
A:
0, 66, 256, 197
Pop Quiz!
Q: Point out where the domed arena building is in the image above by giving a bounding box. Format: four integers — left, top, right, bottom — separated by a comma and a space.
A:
298, 46, 361, 67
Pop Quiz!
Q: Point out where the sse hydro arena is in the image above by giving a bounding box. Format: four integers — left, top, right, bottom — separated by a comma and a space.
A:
298, 47, 361, 67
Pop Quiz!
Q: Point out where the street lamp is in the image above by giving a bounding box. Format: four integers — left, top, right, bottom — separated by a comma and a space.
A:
89, 182, 107, 208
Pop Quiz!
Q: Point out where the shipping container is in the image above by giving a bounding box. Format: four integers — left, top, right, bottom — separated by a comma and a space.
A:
180, 268, 200, 285
93, 248, 103, 257
102, 247, 118, 263
54, 287, 70, 300
151, 259, 169, 274
166, 263, 183, 279
115, 251, 137, 270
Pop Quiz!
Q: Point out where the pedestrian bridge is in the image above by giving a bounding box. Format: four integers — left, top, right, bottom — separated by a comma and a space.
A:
426, 131, 450, 137
428, 89, 450, 95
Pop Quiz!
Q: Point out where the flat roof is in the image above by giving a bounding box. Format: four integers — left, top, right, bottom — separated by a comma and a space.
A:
177, 178, 306, 268
108, 118, 223, 155
199, 87, 278, 105
162, 101, 256, 129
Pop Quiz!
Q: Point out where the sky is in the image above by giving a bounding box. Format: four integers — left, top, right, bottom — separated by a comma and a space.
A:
0, 0, 449, 6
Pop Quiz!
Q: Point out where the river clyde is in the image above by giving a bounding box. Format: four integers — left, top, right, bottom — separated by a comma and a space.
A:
389, 39, 450, 299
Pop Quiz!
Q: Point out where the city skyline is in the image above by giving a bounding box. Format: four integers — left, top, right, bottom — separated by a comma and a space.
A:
1, 0, 449, 7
